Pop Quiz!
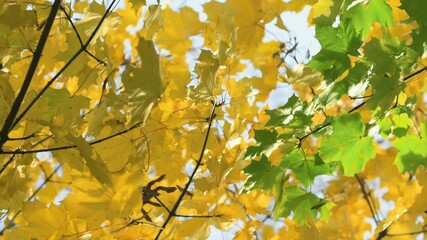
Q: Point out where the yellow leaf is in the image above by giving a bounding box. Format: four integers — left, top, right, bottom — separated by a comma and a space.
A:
175, 218, 210, 238
311, 0, 334, 19
8, 201, 68, 239
65, 135, 112, 185
154, 7, 202, 55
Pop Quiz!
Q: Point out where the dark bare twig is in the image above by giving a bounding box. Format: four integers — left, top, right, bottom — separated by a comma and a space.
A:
110, 216, 163, 234
7, 0, 118, 133
385, 228, 427, 237
0, 164, 62, 234
174, 214, 223, 218
154, 103, 218, 239
0, 122, 144, 155
0, 0, 61, 149
7, 131, 38, 141
154, 196, 171, 213
0, 154, 15, 175
61, 5, 83, 46
403, 66, 427, 82
355, 174, 378, 224
349, 94, 373, 100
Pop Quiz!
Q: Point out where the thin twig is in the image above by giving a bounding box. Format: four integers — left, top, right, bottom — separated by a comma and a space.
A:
84, 49, 106, 65
7, 131, 38, 141
174, 214, 223, 218
349, 94, 373, 100
385, 229, 427, 237
61, 5, 83, 46
0, 154, 15, 175
111, 216, 163, 233
154, 103, 218, 239
154, 196, 171, 213
0, 164, 62, 234
0, 122, 144, 155
354, 174, 378, 224
403, 66, 427, 82
8, 0, 118, 133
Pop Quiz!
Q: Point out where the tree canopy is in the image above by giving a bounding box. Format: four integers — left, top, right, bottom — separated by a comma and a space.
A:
0, 0, 426, 239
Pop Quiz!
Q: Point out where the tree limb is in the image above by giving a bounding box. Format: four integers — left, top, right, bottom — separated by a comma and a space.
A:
0, 0, 61, 149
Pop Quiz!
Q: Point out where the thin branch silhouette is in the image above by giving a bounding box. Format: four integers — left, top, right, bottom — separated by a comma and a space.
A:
0, 164, 62, 234
0, 121, 144, 155
355, 174, 379, 224
0, 0, 61, 149
154, 102, 219, 239
8, 0, 118, 133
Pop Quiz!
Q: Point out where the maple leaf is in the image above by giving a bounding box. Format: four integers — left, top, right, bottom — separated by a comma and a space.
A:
0, 0, 426, 239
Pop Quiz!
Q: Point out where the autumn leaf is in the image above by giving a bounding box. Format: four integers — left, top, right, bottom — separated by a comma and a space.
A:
0, 0, 426, 239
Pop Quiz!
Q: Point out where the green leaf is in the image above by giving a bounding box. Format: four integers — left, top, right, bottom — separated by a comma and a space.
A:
410, 25, 427, 57
401, 0, 427, 26
378, 117, 393, 137
344, 0, 393, 36
281, 149, 331, 187
265, 95, 313, 140
363, 37, 402, 75
308, 21, 362, 80
273, 186, 328, 225
367, 74, 402, 111
319, 113, 375, 176
0, 5, 35, 29
266, 95, 312, 129
242, 155, 283, 192
245, 129, 278, 158
393, 123, 427, 172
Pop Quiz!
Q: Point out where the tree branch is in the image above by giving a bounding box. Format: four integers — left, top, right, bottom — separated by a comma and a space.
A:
173, 214, 223, 218
355, 174, 378, 224
7, 0, 118, 134
154, 196, 171, 213
403, 66, 427, 82
111, 216, 163, 234
0, 0, 61, 149
61, 5, 83, 47
0, 154, 15, 175
0, 122, 145, 155
385, 228, 427, 237
154, 103, 218, 239
0, 164, 62, 234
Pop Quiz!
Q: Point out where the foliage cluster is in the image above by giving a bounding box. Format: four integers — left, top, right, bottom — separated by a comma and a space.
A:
0, 0, 426, 239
